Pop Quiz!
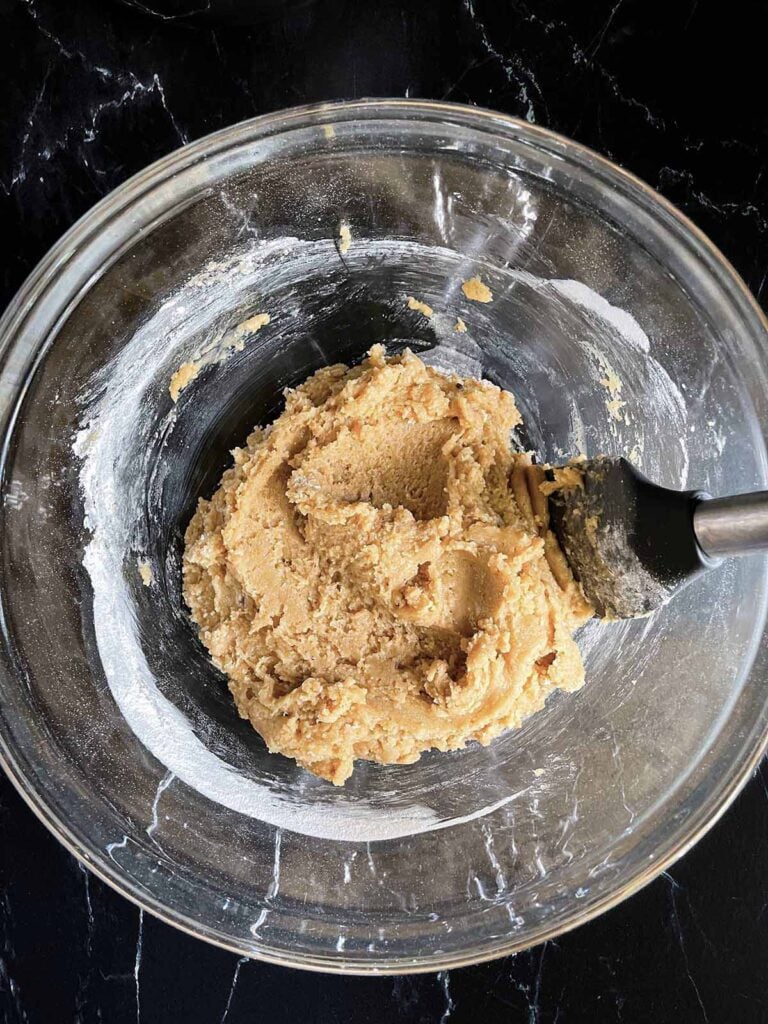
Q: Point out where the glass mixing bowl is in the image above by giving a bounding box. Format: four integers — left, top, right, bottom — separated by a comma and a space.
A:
1, 100, 767, 974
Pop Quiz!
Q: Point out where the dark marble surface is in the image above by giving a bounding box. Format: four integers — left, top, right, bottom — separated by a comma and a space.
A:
1, 0, 767, 1020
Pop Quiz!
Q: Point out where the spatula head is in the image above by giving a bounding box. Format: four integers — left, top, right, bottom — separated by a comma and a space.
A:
545, 456, 709, 620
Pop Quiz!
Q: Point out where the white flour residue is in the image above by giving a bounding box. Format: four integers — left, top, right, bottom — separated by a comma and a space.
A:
74, 239, 451, 843
74, 236, 539, 843
567, 403, 588, 457
706, 418, 728, 456
427, 318, 486, 378
3, 479, 29, 510
548, 279, 650, 353
543, 277, 689, 485
74, 233, 690, 843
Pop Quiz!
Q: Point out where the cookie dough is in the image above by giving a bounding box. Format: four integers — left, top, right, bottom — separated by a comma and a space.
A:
461, 276, 493, 303
339, 222, 351, 255
183, 347, 592, 784
169, 361, 200, 402
406, 296, 434, 318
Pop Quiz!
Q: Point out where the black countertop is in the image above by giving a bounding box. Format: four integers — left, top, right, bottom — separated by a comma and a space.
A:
1, 1, 767, 1021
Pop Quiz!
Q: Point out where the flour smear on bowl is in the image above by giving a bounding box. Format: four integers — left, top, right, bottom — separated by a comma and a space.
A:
74, 235, 688, 842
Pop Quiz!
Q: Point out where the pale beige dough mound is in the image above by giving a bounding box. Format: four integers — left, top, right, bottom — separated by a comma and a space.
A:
183, 346, 592, 784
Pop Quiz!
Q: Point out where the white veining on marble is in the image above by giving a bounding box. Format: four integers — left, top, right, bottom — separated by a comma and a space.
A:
462, 0, 542, 123
220, 956, 248, 1024
2, 0, 188, 197
662, 871, 710, 1023
134, 909, 144, 1024
78, 862, 95, 955
437, 970, 454, 1023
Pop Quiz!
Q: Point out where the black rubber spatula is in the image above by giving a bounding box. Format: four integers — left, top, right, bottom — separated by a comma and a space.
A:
546, 456, 768, 619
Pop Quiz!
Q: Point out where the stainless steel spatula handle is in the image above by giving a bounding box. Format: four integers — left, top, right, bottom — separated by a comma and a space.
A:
694, 491, 768, 558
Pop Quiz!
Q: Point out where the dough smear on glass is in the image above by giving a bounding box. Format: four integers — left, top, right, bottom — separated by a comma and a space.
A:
183, 346, 592, 784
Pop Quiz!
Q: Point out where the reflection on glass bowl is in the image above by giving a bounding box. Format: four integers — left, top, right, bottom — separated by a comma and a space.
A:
1, 100, 767, 973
